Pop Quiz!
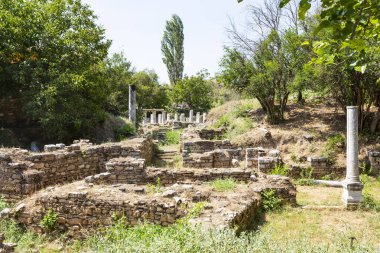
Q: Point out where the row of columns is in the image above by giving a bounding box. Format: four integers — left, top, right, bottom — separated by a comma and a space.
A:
144, 110, 206, 125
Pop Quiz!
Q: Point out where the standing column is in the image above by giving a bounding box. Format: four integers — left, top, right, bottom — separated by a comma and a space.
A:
162, 111, 167, 124
202, 112, 207, 123
342, 106, 363, 208
167, 113, 171, 122
196, 112, 201, 123
189, 110, 194, 123
180, 113, 185, 122
158, 114, 162, 125
128, 85, 137, 126
150, 112, 154, 124
174, 113, 178, 122
152, 111, 157, 124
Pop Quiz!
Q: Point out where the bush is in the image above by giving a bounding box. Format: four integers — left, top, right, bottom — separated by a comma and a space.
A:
211, 178, 237, 192
360, 192, 380, 211
164, 130, 182, 145
40, 209, 58, 230
261, 190, 282, 212
115, 123, 136, 141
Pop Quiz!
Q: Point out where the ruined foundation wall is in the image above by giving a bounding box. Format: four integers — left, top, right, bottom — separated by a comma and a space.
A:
85, 157, 252, 185
0, 138, 154, 202
17, 192, 184, 236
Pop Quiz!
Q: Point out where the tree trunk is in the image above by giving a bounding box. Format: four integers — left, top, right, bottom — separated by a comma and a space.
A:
297, 90, 303, 104
370, 107, 380, 133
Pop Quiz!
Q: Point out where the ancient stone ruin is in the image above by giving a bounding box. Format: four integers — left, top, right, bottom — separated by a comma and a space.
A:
0, 132, 297, 236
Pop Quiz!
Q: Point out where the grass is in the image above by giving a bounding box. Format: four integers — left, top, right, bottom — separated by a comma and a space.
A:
321, 134, 345, 164
211, 178, 237, 192
1, 185, 380, 252
269, 163, 289, 176
210, 100, 259, 140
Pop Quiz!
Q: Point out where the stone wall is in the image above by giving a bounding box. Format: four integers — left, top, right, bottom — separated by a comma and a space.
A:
85, 157, 252, 185
182, 140, 235, 154
16, 190, 185, 236
367, 151, 380, 176
0, 138, 154, 202
306, 157, 331, 177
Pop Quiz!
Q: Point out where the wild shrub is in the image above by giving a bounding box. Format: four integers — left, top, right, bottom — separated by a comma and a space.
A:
269, 163, 289, 176
164, 130, 182, 145
115, 123, 136, 141
40, 209, 58, 230
261, 190, 282, 212
211, 178, 237, 192
360, 192, 380, 211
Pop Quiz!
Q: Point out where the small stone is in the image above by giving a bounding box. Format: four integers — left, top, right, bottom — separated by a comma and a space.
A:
250, 175, 258, 182
15, 203, 25, 213
162, 190, 177, 198
134, 188, 145, 194
303, 134, 314, 141
0, 208, 11, 218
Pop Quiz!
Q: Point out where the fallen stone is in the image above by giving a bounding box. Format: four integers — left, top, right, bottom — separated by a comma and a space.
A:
162, 190, 177, 198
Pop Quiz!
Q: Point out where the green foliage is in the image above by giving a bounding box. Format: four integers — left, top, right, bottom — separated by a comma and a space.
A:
360, 161, 372, 176
170, 70, 213, 111
0, 198, 9, 212
115, 123, 136, 141
147, 177, 162, 194
164, 130, 183, 145
0, 0, 111, 141
296, 179, 316, 186
322, 134, 345, 164
269, 163, 289, 176
211, 178, 237, 192
360, 192, 380, 212
212, 100, 256, 140
0, 218, 44, 252
219, 28, 309, 124
40, 209, 58, 230
161, 14, 184, 85
261, 190, 282, 212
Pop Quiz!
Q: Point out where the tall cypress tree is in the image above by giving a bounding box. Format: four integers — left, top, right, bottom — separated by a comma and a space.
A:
161, 14, 184, 85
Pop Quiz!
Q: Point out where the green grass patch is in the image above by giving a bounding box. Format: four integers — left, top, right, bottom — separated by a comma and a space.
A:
211, 178, 237, 192
164, 130, 183, 145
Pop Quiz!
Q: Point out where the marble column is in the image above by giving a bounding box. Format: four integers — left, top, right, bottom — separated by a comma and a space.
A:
174, 113, 178, 122
202, 112, 207, 123
180, 113, 185, 122
196, 112, 201, 123
342, 106, 363, 208
128, 85, 137, 126
189, 110, 194, 123
158, 114, 162, 125
162, 111, 167, 124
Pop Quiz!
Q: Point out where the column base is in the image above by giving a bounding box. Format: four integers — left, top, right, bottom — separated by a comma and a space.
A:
342, 180, 363, 209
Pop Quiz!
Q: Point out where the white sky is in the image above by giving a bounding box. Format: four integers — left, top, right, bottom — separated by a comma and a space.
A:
81, 0, 258, 83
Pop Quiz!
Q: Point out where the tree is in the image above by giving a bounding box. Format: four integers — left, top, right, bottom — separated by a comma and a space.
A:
103, 52, 135, 115
0, 0, 111, 141
170, 71, 212, 112
161, 14, 184, 85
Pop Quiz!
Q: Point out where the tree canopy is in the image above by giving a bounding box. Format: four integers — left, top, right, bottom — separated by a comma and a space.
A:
161, 14, 185, 85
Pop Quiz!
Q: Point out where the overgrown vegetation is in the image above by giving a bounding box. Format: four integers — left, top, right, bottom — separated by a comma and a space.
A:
115, 122, 136, 141
260, 190, 283, 212
322, 134, 345, 164
40, 209, 58, 230
269, 163, 289, 176
211, 178, 237, 192
211, 100, 258, 140
163, 130, 183, 145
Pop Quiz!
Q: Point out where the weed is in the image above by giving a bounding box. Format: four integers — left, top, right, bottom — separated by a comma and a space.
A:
360, 161, 372, 175
211, 178, 237, 192
40, 209, 58, 230
290, 154, 298, 163
147, 177, 162, 194
322, 134, 345, 164
296, 178, 316, 186
300, 166, 313, 179
0, 197, 10, 211
360, 192, 380, 211
269, 163, 289, 176
261, 190, 282, 212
